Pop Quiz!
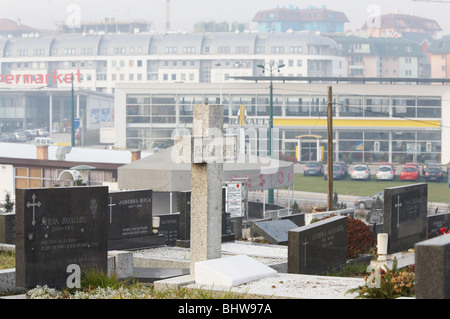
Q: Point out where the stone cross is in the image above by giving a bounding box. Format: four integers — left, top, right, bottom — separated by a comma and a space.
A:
173, 104, 237, 274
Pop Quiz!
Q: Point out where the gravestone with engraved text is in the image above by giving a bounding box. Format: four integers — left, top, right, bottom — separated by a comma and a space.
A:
107, 189, 164, 249
15, 187, 108, 289
383, 184, 428, 254
288, 215, 348, 275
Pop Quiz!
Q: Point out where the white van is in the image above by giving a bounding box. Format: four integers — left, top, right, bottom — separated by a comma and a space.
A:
35, 137, 55, 146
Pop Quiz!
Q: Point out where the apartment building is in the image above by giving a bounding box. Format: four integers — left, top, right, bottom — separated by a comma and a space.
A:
0, 32, 345, 94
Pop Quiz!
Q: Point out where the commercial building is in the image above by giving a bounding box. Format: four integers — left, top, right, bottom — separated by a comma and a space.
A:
114, 80, 450, 165
0, 32, 345, 94
0, 88, 113, 134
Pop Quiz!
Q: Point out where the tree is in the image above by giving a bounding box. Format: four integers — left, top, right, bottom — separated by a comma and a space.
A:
4, 192, 14, 213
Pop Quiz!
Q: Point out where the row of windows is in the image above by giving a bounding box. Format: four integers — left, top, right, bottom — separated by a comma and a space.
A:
2, 44, 330, 57
124, 94, 442, 120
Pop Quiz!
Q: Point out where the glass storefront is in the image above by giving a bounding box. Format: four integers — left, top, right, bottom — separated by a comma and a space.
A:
124, 92, 442, 162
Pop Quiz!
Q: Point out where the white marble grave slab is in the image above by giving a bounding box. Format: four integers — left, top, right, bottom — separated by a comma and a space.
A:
194, 255, 278, 289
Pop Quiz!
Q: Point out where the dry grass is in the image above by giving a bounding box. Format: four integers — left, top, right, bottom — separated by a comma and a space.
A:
0, 251, 15, 270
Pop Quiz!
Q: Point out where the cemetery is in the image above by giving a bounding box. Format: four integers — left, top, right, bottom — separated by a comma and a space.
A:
1, 104, 450, 300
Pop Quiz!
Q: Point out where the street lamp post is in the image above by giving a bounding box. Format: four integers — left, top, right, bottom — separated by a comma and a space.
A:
257, 62, 285, 204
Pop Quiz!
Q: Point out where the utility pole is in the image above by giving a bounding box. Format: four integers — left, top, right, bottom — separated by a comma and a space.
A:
71, 73, 75, 147
327, 86, 333, 211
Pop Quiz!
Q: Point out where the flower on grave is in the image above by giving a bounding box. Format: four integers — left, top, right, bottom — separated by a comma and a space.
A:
439, 227, 450, 235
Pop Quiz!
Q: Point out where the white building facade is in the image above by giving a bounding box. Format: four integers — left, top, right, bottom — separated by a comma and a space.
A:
0, 32, 345, 93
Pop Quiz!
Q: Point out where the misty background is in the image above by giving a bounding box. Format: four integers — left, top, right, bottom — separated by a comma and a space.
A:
1, 0, 450, 35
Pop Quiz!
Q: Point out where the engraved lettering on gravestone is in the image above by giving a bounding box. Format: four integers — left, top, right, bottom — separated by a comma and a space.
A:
27, 194, 41, 226
108, 196, 116, 224
174, 134, 237, 164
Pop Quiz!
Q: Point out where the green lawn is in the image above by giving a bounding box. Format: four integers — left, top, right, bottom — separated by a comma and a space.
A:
293, 174, 450, 203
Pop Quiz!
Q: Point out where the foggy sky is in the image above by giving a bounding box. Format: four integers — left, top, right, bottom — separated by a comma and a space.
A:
2, 0, 449, 36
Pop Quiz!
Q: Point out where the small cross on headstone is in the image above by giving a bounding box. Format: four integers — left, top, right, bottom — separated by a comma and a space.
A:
395, 195, 402, 227
302, 238, 309, 266
108, 196, 116, 224
26, 194, 41, 226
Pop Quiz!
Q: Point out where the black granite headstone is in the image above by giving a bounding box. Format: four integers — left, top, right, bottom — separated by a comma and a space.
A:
428, 213, 450, 238
415, 235, 450, 299
0, 212, 15, 244
176, 191, 191, 247
251, 219, 298, 245
384, 183, 428, 254
288, 215, 348, 275
156, 213, 180, 246
107, 190, 164, 250
15, 187, 108, 289
176, 188, 233, 248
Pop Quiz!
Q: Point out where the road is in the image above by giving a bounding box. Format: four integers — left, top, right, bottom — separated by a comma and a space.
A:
249, 189, 450, 214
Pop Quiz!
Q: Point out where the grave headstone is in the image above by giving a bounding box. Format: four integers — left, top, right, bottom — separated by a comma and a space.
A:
176, 191, 191, 248
251, 219, 298, 245
383, 183, 428, 254
0, 212, 15, 244
415, 235, 450, 299
155, 213, 180, 246
288, 215, 348, 275
107, 189, 165, 250
15, 187, 108, 289
428, 212, 450, 238
176, 188, 234, 248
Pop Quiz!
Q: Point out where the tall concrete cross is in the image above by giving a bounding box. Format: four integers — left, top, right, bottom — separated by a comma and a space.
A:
173, 104, 237, 274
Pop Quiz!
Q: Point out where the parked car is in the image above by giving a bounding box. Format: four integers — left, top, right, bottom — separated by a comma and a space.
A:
25, 129, 38, 139
0, 134, 10, 142
335, 161, 349, 177
324, 164, 346, 180
303, 161, 324, 176
351, 164, 371, 180
12, 132, 27, 143
37, 128, 49, 136
380, 162, 396, 174
405, 163, 420, 176
400, 166, 419, 181
354, 191, 384, 210
376, 165, 395, 181
34, 137, 55, 146
424, 166, 444, 182
423, 160, 439, 174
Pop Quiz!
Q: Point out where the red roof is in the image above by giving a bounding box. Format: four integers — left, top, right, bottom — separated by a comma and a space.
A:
362, 13, 441, 32
252, 7, 349, 23
0, 18, 38, 32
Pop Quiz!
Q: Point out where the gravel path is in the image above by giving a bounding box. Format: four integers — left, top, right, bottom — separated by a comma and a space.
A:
137, 242, 366, 299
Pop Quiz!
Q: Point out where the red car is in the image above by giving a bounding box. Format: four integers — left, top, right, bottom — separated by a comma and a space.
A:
405, 163, 420, 176
400, 166, 419, 181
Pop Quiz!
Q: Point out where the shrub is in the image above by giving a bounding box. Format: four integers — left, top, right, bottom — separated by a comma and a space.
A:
347, 258, 415, 299
315, 214, 376, 259
347, 216, 376, 259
